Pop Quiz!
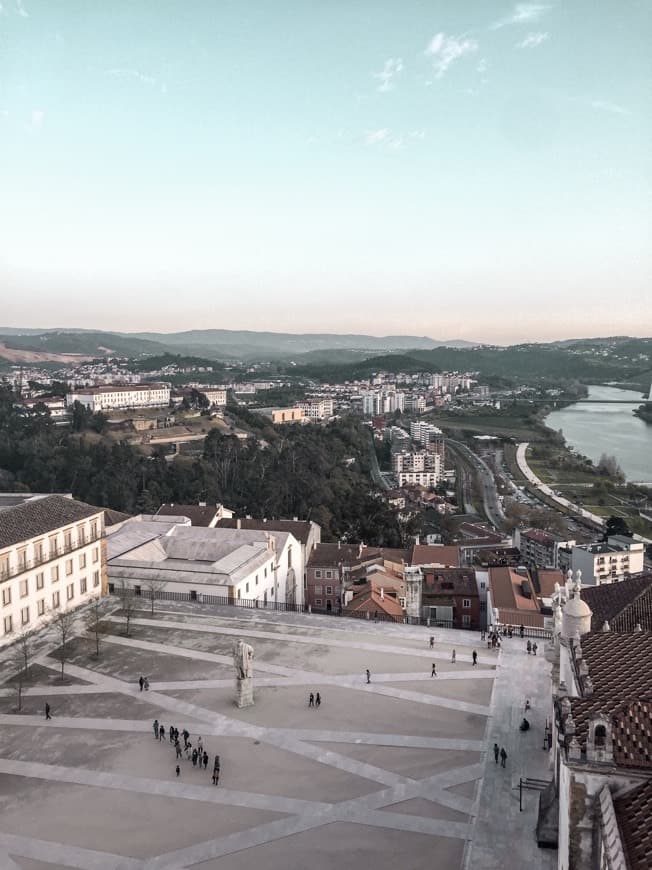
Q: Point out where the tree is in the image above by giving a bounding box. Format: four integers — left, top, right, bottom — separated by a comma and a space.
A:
118, 582, 137, 637
85, 597, 107, 658
604, 515, 632, 540
143, 578, 166, 616
52, 608, 77, 682
597, 453, 625, 483
10, 628, 36, 712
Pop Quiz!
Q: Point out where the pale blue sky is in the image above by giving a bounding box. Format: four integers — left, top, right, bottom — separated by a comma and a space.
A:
1, 1, 650, 342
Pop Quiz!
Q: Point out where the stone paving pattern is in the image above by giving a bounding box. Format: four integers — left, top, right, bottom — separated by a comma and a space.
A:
0, 606, 557, 869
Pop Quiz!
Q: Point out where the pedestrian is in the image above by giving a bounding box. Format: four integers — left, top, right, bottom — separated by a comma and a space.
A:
309, 692, 314, 708
527, 640, 532, 655
520, 625, 524, 638
429, 636, 434, 649
176, 764, 180, 777
525, 699, 531, 712
431, 663, 437, 677
481, 630, 485, 642
366, 669, 371, 684
139, 676, 144, 692
493, 743, 499, 764
175, 741, 182, 759
186, 743, 192, 760
45, 702, 51, 720
183, 729, 189, 749
197, 737, 203, 754
472, 650, 478, 666
144, 677, 150, 691
153, 719, 159, 739
500, 747, 507, 768
451, 649, 456, 664
315, 692, 321, 708
213, 755, 220, 785
203, 751, 208, 770
192, 749, 198, 767
159, 725, 165, 742
532, 642, 538, 656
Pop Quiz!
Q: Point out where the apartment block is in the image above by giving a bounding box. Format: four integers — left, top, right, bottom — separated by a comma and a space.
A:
66, 383, 171, 412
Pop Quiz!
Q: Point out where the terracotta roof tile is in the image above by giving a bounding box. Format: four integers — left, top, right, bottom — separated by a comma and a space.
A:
581, 573, 652, 632
410, 544, 461, 567
614, 779, 652, 870
0, 495, 102, 550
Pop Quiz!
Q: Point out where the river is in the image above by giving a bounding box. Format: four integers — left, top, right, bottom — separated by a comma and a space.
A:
545, 385, 652, 483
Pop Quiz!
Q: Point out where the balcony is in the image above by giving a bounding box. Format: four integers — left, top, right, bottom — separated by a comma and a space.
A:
0, 532, 103, 584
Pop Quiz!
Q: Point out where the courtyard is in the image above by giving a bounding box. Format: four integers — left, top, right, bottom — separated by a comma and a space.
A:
0, 605, 556, 870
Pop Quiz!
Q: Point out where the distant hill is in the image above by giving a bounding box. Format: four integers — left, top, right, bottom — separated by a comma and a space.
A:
290, 353, 443, 380
0, 331, 171, 360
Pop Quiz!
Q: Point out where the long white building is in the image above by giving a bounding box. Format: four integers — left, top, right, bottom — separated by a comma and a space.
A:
0, 495, 106, 648
66, 383, 171, 412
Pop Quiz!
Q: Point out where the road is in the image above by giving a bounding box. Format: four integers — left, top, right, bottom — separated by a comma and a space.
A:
366, 432, 390, 491
446, 439, 505, 528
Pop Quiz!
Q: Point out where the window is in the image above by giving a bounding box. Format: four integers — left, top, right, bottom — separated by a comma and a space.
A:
480, 582, 486, 589
79, 553, 87, 569
314, 570, 322, 579
78, 525, 86, 545
326, 585, 333, 595
462, 615, 471, 626
93, 570, 100, 588
245, 582, 249, 594
52, 591, 60, 609
37, 598, 45, 616
3, 615, 12, 634
594, 725, 606, 747
34, 541, 44, 562
51, 565, 59, 582
67, 583, 74, 601
264, 566, 267, 578
65, 559, 73, 576
237, 589, 241, 599
325, 570, 333, 579
314, 598, 322, 606
0, 555, 8, 579
21, 606, 30, 626
49, 536, 58, 557
479, 601, 486, 612
255, 575, 258, 586
17, 548, 27, 570
462, 599, 471, 609
19, 579, 28, 598
2, 587, 11, 606
92, 548, 99, 563
64, 531, 72, 550
90, 520, 98, 539
80, 577, 87, 594
36, 572, 44, 590
287, 546, 292, 569
314, 585, 322, 595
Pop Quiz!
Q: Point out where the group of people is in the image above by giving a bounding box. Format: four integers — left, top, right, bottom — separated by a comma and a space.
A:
526, 640, 539, 655
152, 719, 221, 784
493, 743, 508, 767
138, 675, 150, 691
308, 692, 322, 707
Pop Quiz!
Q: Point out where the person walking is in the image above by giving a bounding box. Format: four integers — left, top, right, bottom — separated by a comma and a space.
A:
203, 751, 208, 770
139, 676, 144, 692
192, 749, 198, 767
183, 729, 189, 750
176, 765, 180, 777
175, 740, 182, 760
45, 702, 52, 720
213, 756, 220, 785
315, 692, 321, 708
309, 692, 314, 708
144, 677, 150, 691
197, 737, 203, 754
451, 649, 456, 664
472, 650, 478, 666
159, 725, 165, 742
429, 636, 435, 649
527, 640, 532, 655
532, 642, 538, 656
185, 743, 192, 761
431, 663, 437, 677
493, 743, 500, 764
500, 747, 507, 768
520, 624, 524, 638
366, 669, 371, 684
153, 719, 159, 739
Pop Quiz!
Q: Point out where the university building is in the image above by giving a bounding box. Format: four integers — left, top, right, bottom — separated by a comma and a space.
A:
66, 383, 171, 412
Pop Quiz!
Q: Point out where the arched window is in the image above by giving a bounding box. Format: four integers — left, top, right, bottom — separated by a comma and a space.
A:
594, 725, 606, 747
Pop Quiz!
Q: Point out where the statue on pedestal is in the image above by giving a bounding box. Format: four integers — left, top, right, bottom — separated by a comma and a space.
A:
233, 639, 255, 708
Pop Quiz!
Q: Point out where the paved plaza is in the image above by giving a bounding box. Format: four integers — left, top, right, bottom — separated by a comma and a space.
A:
0, 605, 557, 869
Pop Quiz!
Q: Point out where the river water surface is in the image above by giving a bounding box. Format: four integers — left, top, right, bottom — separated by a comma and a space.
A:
545, 385, 652, 483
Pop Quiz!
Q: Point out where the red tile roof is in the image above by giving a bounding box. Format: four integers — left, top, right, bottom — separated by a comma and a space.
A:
343, 582, 404, 620
581, 573, 652, 633
410, 544, 461, 567
489, 567, 540, 613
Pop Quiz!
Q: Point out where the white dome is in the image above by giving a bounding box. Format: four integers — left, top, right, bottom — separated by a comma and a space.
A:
561, 594, 592, 640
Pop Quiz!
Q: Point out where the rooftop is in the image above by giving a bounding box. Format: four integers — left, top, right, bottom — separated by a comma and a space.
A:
423, 568, 478, 597
410, 544, 461, 567
581, 573, 652, 632
0, 495, 103, 550
488, 567, 540, 613
614, 780, 652, 870
217, 517, 316, 546
157, 503, 224, 527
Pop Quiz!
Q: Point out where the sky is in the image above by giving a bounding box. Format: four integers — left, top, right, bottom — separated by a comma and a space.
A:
1, 0, 651, 344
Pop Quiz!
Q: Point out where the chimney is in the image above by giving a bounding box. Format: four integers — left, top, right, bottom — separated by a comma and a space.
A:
236, 518, 241, 530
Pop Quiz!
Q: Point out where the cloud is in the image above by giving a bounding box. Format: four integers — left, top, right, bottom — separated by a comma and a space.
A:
373, 57, 404, 93
491, 4, 550, 30
516, 31, 549, 48
476, 58, 488, 73
364, 128, 425, 150
16, 0, 28, 16
425, 33, 479, 78
106, 68, 157, 87
590, 100, 631, 116
365, 128, 391, 146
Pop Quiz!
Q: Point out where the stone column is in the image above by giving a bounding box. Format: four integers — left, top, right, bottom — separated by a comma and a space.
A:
235, 677, 254, 708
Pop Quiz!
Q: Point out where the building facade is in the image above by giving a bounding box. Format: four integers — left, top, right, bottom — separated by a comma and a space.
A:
0, 495, 106, 648
66, 383, 171, 412
569, 536, 645, 585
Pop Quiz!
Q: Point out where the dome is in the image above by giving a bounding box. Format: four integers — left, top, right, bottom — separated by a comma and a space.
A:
564, 596, 591, 618
561, 593, 592, 640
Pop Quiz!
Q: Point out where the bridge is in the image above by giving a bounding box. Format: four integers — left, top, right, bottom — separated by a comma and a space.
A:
527, 398, 647, 405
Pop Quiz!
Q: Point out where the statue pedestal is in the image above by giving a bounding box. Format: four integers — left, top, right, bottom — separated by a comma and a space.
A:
235, 677, 254, 708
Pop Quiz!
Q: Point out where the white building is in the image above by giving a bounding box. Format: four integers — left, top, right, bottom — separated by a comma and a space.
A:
66, 383, 171, 412
391, 450, 441, 476
569, 536, 645, 585
297, 399, 334, 420
396, 470, 441, 487
201, 388, 227, 407
0, 495, 106, 648
106, 516, 304, 607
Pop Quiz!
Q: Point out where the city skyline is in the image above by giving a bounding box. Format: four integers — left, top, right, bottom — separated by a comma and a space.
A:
1, 1, 650, 343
